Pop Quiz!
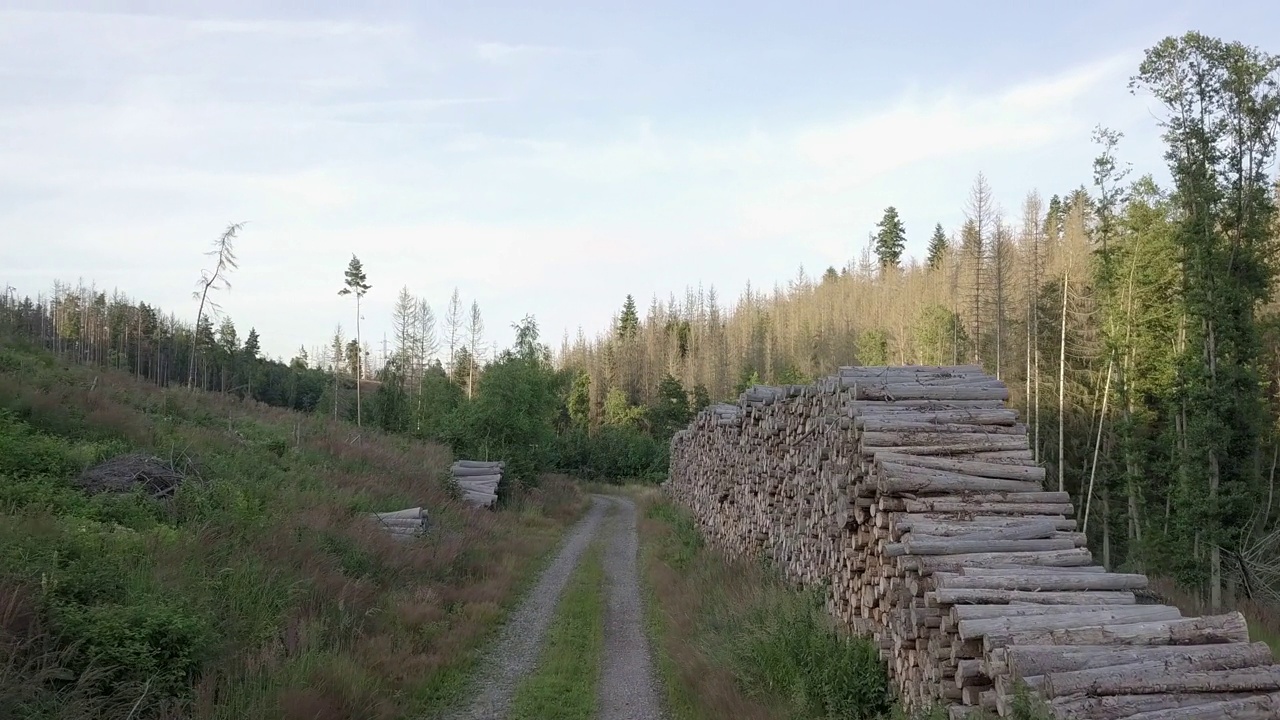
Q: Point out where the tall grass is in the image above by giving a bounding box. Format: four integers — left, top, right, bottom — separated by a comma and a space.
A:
0, 342, 586, 719
639, 491, 891, 720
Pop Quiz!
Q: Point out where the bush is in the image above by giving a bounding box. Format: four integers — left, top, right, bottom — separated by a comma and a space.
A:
553, 425, 667, 482
49, 598, 214, 697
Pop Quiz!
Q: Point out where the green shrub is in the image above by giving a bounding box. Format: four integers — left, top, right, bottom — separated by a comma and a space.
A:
49, 597, 214, 697
553, 425, 667, 482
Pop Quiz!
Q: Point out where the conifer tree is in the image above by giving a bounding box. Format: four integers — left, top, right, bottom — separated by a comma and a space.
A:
926, 223, 948, 270
874, 206, 907, 270
338, 255, 372, 426
618, 294, 640, 340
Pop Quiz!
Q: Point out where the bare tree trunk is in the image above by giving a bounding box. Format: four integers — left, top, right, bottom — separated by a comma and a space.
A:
355, 294, 363, 427
1084, 357, 1114, 535
1058, 269, 1069, 492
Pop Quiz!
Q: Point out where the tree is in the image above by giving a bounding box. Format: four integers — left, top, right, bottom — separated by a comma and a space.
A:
874, 206, 907, 270
926, 223, 948, 270
1131, 32, 1280, 609
691, 384, 711, 411
216, 317, 238, 392
189, 222, 244, 390
416, 299, 439, 374
449, 317, 560, 488
243, 328, 260, 361
566, 371, 592, 427
964, 173, 996, 366
648, 373, 692, 441
618, 294, 640, 340
338, 255, 372, 427
445, 288, 463, 376
291, 345, 309, 370
511, 314, 549, 364
603, 387, 644, 426
392, 286, 418, 366
413, 298, 440, 432
466, 300, 486, 399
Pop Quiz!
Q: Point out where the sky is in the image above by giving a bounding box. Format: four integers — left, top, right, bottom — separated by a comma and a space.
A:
3, 1, 1280, 364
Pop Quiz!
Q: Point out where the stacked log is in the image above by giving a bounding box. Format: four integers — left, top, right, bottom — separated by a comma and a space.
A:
667, 365, 1280, 719
371, 506, 428, 538
451, 460, 502, 507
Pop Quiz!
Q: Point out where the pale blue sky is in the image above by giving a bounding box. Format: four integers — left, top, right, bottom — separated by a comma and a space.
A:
2, 1, 1279, 362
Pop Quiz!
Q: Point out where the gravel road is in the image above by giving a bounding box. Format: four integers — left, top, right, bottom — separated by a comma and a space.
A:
596, 495, 666, 720
443, 492, 665, 719
444, 495, 610, 720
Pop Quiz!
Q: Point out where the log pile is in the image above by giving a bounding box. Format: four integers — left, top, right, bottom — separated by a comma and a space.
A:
451, 460, 502, 508
370, 506, 428, 538
667, 365, 1280, 719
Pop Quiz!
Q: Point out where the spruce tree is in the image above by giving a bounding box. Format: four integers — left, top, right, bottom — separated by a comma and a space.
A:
926, 223, 948, 270
874, 206, 907, 269
618, 294, 640, 340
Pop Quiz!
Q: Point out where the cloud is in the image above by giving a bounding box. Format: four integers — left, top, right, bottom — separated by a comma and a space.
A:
0, 3, 1153, 361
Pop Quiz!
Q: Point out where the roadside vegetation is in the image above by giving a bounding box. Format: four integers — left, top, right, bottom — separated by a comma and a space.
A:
0, 340, 585, 719
636, 488, 892, 720
636, 487, 1060, 720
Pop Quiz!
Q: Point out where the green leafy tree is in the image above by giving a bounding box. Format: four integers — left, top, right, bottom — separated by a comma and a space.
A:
912, 304, 968, 366
732, 367, 761, 396
449, 317, 559, 492
926, 223, 948, 270
691, 384, 711, 412
338, 255, 372, 426
451, 346, 474, 387
648, 373, 692, 441
774, 364, 809, 385
603, 387, 644, 426
874, 206, 907, 270
856, 328, 891, 366
566, 371, 592, 427
1132, 31, 1280, 608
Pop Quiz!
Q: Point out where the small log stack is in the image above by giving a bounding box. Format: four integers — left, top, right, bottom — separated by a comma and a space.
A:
451, 460, 502, 508
371, 506, 428, 538
667, 365, 1280, 719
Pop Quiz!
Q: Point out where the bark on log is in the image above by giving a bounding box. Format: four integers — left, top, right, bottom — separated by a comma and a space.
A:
958, 606, 1182, 641
1040, 651, 1280, 698
934, 589, 1136, 606
936, 571, 1149, 592
988, 612, 1251, 651
1048, 692, 1273, 720
1006, 642, 1273, 678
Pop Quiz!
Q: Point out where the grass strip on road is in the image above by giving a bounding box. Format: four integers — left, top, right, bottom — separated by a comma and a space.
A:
509, 539, 607, 720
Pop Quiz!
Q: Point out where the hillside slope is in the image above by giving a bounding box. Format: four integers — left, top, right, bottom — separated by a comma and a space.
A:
0, 340, 584, 719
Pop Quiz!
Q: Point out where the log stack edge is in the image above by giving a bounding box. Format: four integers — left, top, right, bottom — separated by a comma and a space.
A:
665, 365, 1280, 719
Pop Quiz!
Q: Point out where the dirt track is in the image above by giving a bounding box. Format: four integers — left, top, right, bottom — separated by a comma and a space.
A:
445, 493, 664, 720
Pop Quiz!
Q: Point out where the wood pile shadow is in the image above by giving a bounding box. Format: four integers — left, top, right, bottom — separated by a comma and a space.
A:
666, 365, 1280, 719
